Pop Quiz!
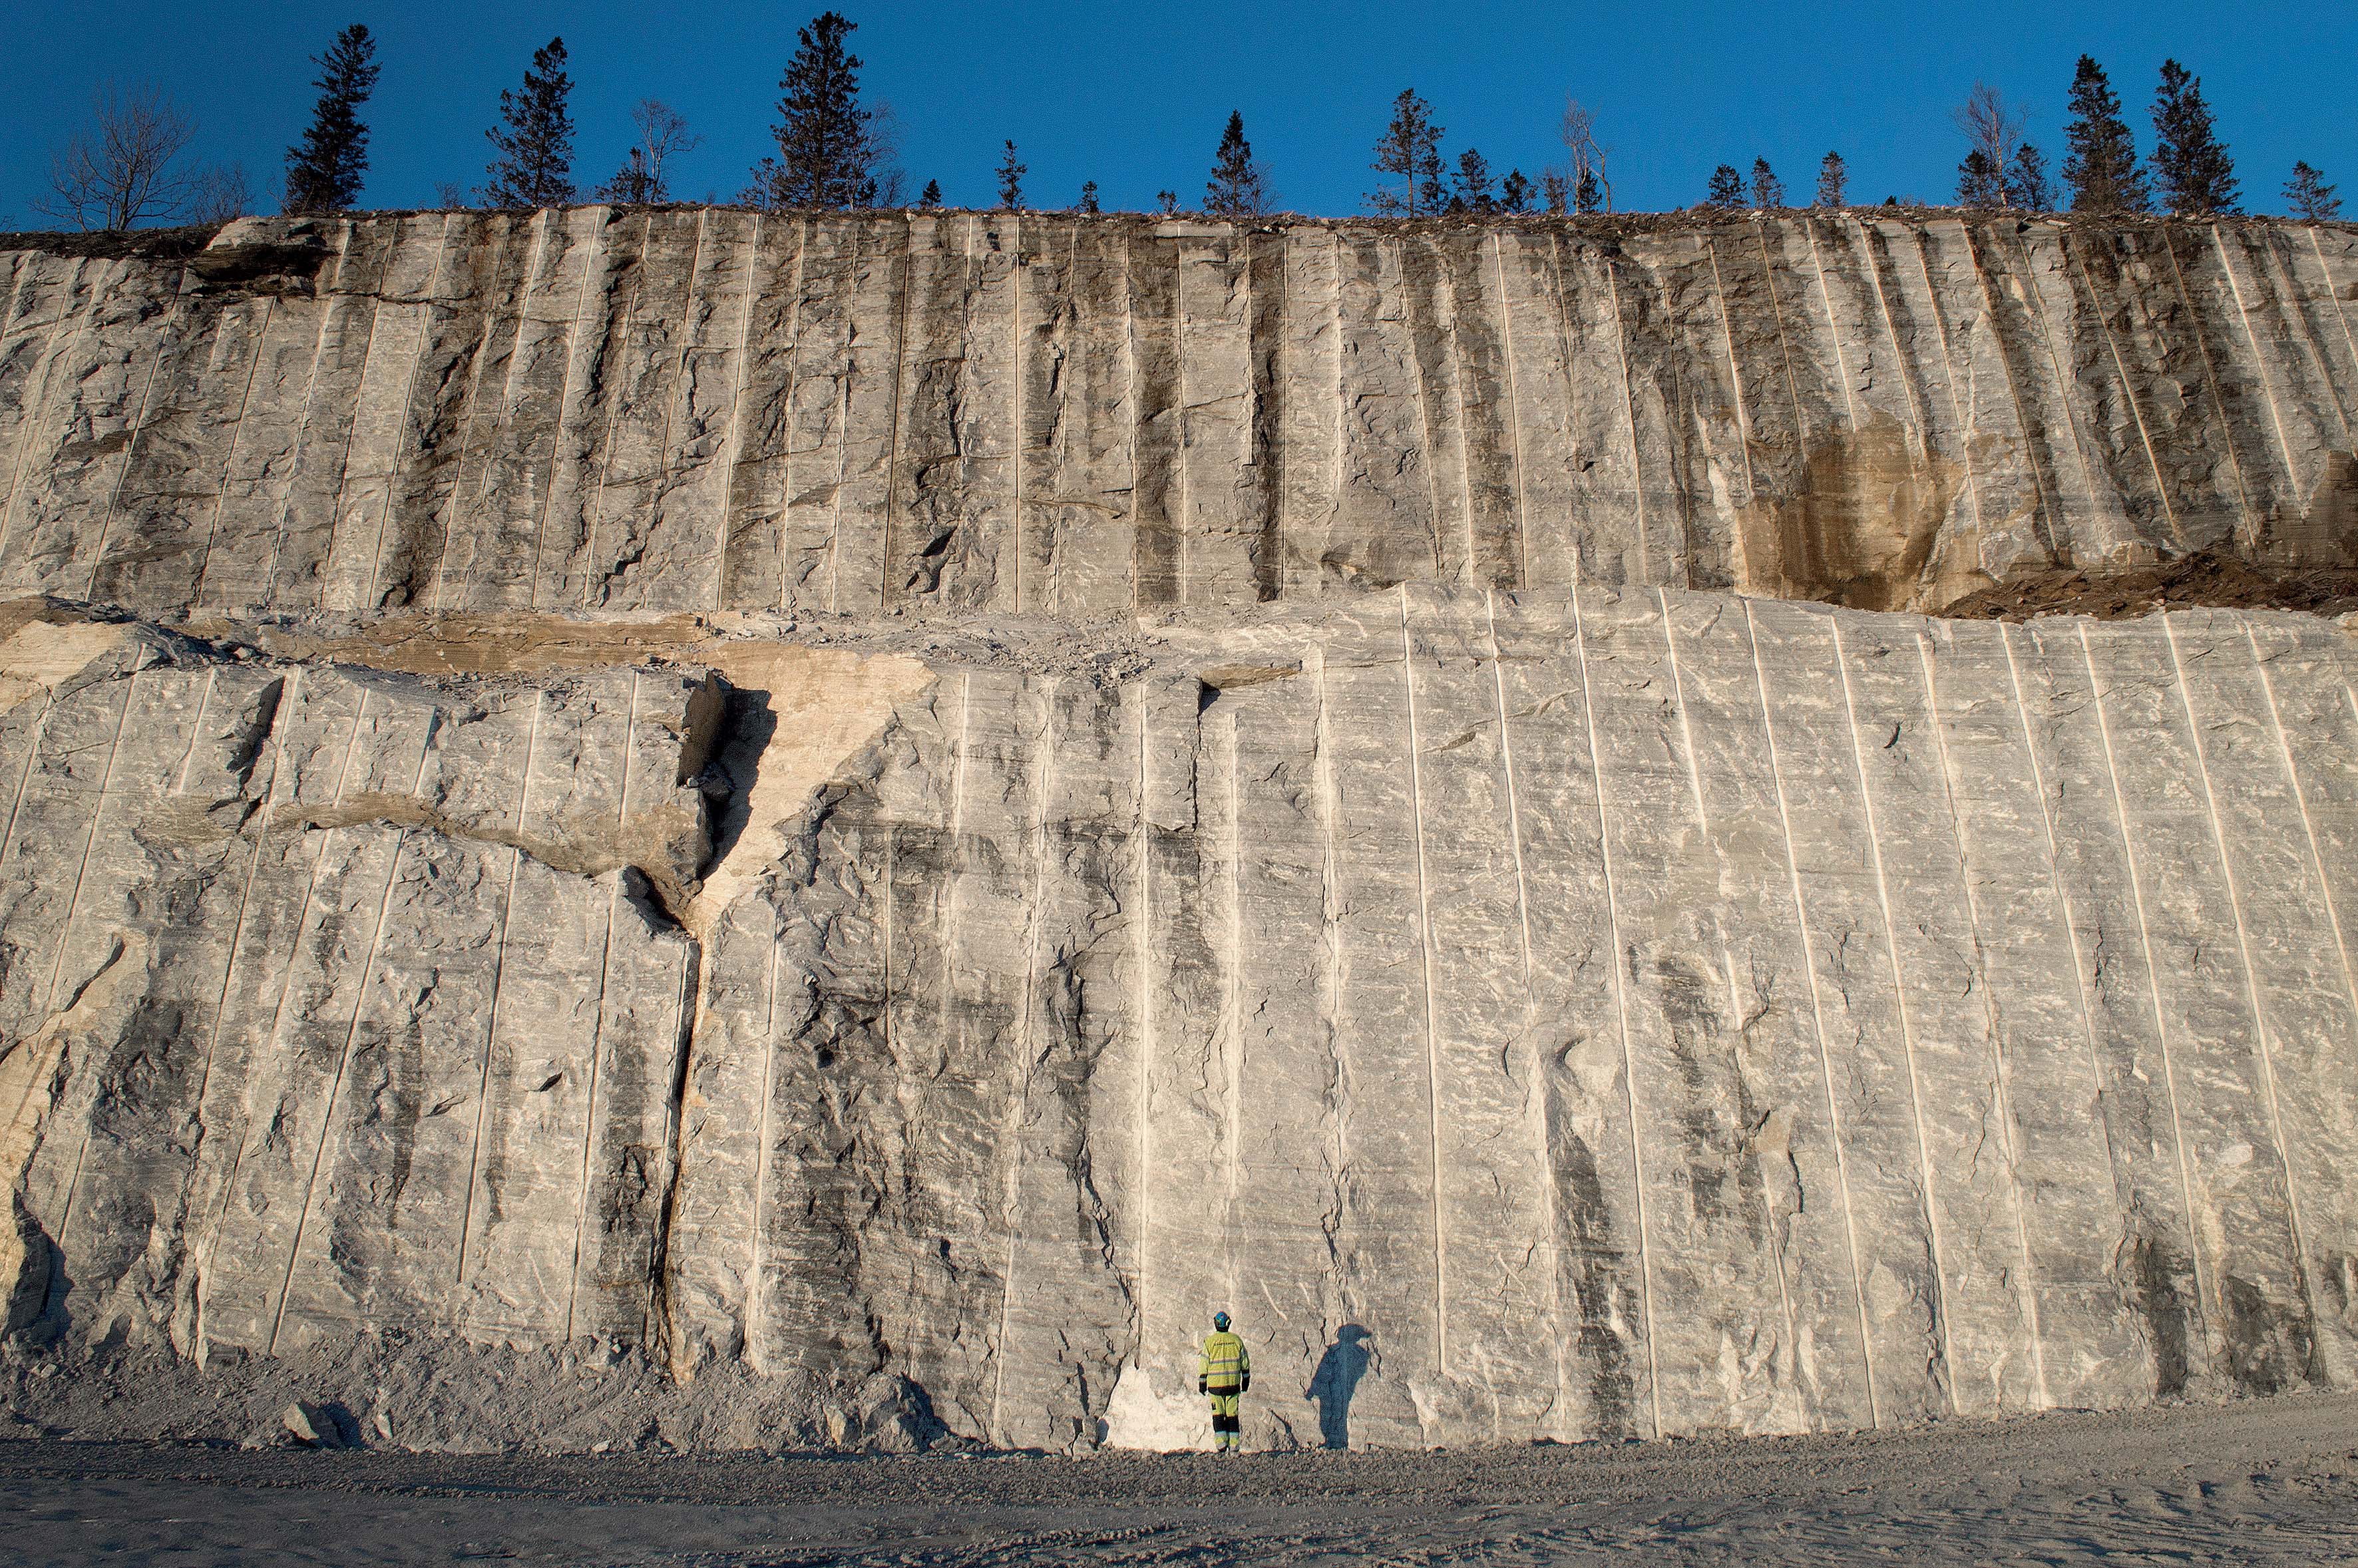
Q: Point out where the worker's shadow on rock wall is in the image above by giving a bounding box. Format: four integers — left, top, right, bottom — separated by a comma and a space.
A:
1306, 1325, 1372, 1449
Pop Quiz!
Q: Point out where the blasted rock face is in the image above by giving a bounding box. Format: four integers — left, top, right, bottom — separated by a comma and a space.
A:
3, 584, 2357, 1454
3, 206, 2358, 1455
1, 210, 2355, 621
0, 614, 720, 1363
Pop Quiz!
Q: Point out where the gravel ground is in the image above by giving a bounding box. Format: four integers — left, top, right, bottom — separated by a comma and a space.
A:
7, 1389, 2358, 1565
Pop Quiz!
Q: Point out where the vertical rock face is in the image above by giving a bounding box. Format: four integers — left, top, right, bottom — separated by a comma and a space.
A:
0, 620, 719, 1364
3, 211, 2355, 620
3, 587, 2356, 1450
3, 207, 2358, 1453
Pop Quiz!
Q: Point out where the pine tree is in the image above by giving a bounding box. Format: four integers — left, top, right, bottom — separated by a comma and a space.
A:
600, 149, 658, 206
1499, 170, 1533, 213
2063, 55, 2148, 214
1957, 149, 2005, 207
1750, 158, 1784, 210
747, 11, 893, 210
2285, 162, 2341, 222
1368, 89, 1444, 216
2005, 143, 2053, 210
483, 37, 575, 209
1705, 164, 1746, 210
1078, 180, 1101, 214
2149, 59, 2238, 216
918, 178, 942, 209
996, 140, 1025, 210
1541, 172, 1570, 214
1815, 151, 1847, 209
1205, 111, 1271, 216
1575, 168, 1602, 213
1155, 190, 1179, 215
282, 23, 379, 214
1454, 147, 1495, 212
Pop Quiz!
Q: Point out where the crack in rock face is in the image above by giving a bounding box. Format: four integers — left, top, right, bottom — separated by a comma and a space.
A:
5, 205, 2358, 1456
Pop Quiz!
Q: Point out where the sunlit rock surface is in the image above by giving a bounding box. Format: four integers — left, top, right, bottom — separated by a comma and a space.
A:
3, 208, 2358, 1452
2, 210, 2354, 618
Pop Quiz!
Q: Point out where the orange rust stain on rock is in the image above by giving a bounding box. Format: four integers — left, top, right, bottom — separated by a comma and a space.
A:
1737, 413, 1967, 614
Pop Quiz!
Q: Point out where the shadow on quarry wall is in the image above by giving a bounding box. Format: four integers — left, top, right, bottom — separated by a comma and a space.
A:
2252, 450, 2358, 572
2122, 1229, 2196, 1400
697, 682, 777, 886
5, 1198, 67, 1346
1307, 1326, 1372, 1450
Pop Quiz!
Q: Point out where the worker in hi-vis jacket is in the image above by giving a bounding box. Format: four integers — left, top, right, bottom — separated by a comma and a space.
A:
1198, 1311, 1251, 1453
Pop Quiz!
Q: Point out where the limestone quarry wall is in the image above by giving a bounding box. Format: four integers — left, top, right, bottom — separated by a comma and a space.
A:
7, 585, 2358, 1450
7, 206, 2358, 1453
1, 210, 2356, 622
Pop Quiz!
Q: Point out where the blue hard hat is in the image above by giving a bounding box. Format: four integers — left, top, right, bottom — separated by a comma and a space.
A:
1213, 1310, 1230, 1330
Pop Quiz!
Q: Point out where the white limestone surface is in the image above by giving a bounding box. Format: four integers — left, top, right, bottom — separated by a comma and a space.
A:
4, 586, 2355, 1451
3, 212, 2355, 623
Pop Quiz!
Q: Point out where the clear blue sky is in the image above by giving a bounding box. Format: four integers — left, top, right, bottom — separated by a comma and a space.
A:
2, 0, 2352, 225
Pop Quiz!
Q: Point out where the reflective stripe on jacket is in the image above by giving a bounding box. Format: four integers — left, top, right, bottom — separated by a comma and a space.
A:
1199, 1330, 1249, 1391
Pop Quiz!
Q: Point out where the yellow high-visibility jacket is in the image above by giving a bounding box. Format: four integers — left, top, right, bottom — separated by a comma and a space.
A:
1199, 1330, 1250, 1392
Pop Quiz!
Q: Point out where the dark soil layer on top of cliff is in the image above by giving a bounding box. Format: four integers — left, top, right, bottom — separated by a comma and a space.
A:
1942, 550, 2358, 623
0, 224, 226, 260
7, 1389, 2358, 1565
1, 210, 2346, 261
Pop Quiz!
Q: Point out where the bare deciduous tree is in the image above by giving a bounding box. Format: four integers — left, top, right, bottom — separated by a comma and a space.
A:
597, 100, 701, 204
1952, 83, 2029, 206
35, 83, 200, 232
863, 104, 908, 206
1559, 98, 1612, 214
189, 164, 253, 225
